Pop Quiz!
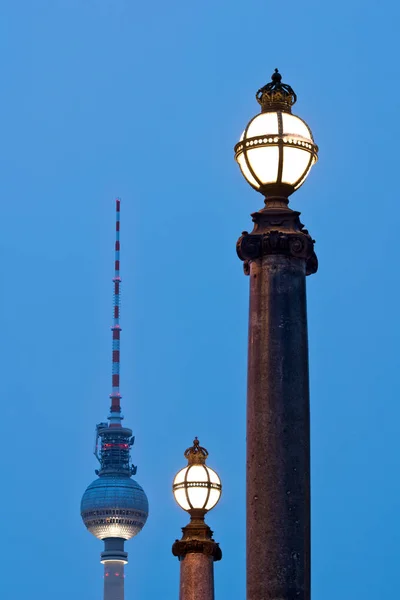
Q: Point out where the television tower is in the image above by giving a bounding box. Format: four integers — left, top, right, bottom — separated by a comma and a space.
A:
81, 199, 149, 600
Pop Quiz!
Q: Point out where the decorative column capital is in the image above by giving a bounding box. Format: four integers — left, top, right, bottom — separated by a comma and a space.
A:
172, 538, 222, 561
172, 518, 222, 562
236, 202, 318, 276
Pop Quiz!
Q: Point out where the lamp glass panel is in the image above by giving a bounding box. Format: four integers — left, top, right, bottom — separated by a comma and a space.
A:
174, 488, 190, 511
207, 467, 221, 485
237, 153, 260, 188
282, 113, 312, 140
173, 467, 188, 486
205, 488, 221, 510
246, 112, 279, 138
187, 486, 208, 509
294, 161, 313, 190
281, 147, 310, 185
247, 146, 279, 184
186, 465, 208, 483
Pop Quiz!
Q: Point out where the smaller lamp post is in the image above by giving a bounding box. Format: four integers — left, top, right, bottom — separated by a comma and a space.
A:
172, 438, 222, 600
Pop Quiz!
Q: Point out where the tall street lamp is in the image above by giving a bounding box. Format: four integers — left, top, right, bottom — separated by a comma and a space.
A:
172, 438, 222, 600
234, 69, 318, 600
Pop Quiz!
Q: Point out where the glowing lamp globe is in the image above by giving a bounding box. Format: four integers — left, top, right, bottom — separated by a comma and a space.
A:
234, 69, 318, 198
173, 438, 222, 513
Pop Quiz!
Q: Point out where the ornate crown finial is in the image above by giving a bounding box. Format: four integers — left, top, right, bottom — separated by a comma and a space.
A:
184, 437, 209, 465
256, 69, 297, 113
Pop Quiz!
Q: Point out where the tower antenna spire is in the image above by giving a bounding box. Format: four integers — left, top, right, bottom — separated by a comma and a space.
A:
109, 197, 122, 426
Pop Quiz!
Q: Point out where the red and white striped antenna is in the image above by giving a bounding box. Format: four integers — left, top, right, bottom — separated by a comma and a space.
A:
109, 198, 122, 427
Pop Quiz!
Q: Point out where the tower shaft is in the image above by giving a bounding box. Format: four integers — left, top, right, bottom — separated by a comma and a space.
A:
237, 201, 317, 600
104, 562, 125, 600
102, 538, 128, 600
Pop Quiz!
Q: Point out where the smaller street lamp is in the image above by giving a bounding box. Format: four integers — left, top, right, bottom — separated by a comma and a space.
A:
172, 438, 222, 600
173, 437, 222, 515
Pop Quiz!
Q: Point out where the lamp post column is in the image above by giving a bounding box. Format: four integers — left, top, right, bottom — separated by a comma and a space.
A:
172, 439, 222, 600
237, 199, 317, 600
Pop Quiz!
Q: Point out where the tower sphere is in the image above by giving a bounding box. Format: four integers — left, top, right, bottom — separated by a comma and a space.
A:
81, 475, 149, 540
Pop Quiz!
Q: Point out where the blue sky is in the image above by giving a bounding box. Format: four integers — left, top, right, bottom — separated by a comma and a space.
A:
1, 1, 399, 598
